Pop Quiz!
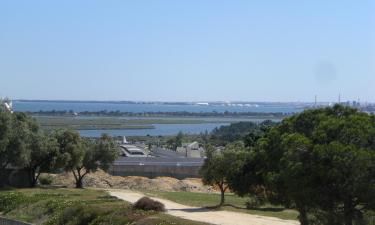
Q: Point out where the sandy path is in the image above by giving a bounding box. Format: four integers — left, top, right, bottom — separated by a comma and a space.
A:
108, 190, 299, 225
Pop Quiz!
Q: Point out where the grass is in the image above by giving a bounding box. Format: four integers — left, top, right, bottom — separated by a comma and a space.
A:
145, 191, 299, 221
33, 115, 277, 130
34, 116, 216, 130
0, 188, 209, 225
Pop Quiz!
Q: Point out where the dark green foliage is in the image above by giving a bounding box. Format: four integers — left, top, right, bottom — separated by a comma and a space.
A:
0, 189, 157, 225
54, 130, 118, 188
38, 174, 54, 185
200, 143, 248, 206
0, 111, 59, 187
232, 105, 375, 225
133, 197, 166, 212
167, 131, 184, 150
210, 120, 277, 146
0, 191, 26, 213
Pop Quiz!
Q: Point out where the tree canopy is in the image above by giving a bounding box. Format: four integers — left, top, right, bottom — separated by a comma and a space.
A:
229, 105, 375, 225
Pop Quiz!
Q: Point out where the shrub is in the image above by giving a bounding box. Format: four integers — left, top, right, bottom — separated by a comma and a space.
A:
54, 205, 101, 225
133, 197, 165, 212
39, 174, 54, 185
0, 192, 28, 213
245, 196, 266, 209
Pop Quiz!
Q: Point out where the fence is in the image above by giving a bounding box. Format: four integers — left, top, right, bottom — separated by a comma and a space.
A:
0, 217, 32, 225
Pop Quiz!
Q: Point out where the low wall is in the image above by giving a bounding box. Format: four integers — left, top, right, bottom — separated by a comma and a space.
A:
0, 217, 32, 225
109, 157, 204, 179
109, 164, 201, 179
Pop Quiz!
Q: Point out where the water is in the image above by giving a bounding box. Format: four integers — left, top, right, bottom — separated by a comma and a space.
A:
78, 123, 229, 137
13, 100, 298, 137
13, 101, 305, 113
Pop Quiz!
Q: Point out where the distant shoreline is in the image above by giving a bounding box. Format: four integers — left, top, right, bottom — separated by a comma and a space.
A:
26, 110, 290, 118
14, 99, 328, 106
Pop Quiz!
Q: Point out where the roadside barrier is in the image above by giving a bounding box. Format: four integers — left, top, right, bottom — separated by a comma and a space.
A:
0, 217, 32, 225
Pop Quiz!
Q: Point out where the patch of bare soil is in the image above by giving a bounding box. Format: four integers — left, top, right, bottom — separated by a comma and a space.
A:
49, 170, 212, 192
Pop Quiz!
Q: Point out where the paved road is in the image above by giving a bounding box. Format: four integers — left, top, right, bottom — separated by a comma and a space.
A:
109, 190, 299, 225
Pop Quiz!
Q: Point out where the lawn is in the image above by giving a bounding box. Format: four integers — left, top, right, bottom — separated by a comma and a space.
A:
0, 188, 209, 225
145, 191, 299, 221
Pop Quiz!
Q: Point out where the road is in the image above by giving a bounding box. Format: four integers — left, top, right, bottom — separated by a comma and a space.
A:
108, 189, 299, 225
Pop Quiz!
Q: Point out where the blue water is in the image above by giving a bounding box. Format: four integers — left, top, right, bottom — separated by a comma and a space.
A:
13, 101, 305, 113
78, 123, 229, 137
13, 101, 298, 137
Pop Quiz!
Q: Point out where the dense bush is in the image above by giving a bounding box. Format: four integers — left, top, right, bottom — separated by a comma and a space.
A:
210, 120, 276, 146
0, 192, 29, 213
133, 197, 165, 212
245, 196, 266, 209
38, 174, 54, 185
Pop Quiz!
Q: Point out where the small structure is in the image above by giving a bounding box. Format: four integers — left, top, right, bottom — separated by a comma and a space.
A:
0, 97, 13, 113
119, 144, 148, 157
176, 141, 204, 158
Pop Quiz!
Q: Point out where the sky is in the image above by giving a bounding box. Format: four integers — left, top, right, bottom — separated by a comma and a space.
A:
0, 1, 374, 102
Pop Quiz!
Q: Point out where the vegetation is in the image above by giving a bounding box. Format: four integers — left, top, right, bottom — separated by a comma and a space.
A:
0, 111, 118, 188
222, 105, 375, 225
54, 130, 118, 188
133, 197, 165, 212
145, 191, 299, 220
210, 120, 277, 146
34, 116, 214, 130
200, 143, 247, 206
166, 131, 184, 150
0, 188, 209, 225
38, 174, 54, 185
27, 109, 287, 118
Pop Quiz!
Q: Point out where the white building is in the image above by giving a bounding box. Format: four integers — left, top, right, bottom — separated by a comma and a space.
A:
0, 98, 13, 113
119, 144, 148, 157
176, 141, 204, 158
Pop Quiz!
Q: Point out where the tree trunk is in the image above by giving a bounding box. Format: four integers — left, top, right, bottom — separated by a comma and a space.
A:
344, 200, 354, 225
296, 203, 309, 225
27, 167, 38, 188
75, 177, 83, 188
73, 168, 88, 189
218, 183, 228, 206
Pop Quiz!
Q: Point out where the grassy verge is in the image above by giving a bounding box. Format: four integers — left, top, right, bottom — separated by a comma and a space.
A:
0, 188, 209, 225
145, 191, 299, 221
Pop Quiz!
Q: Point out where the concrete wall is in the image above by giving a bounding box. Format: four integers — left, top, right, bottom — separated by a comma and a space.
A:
109, 164, 201, 179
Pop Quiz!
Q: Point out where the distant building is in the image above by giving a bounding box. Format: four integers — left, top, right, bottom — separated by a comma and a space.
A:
119, 144, 148, 157
0, 97, 13, 113
176, 141, 204, 158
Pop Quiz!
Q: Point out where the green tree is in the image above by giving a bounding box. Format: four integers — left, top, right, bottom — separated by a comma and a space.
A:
167, 131, 184, 151
200, 143, 247, 206
55, 130, 117, 188
24, 132, 59, 187
0, 112, 38, 187
235, 105, 375, 225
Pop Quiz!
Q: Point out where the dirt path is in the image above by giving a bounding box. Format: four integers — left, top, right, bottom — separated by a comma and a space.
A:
108, 190, 299, 225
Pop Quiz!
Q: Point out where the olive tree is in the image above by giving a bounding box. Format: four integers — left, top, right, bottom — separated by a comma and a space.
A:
0, 112, 37, 187
24, 132, 59, 187
55, 130, 118, 188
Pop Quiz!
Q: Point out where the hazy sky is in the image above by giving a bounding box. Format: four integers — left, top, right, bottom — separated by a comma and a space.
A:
0, 1, 374, 102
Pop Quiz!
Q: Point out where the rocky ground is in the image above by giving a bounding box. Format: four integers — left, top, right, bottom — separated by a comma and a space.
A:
49, 170, 213, 192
